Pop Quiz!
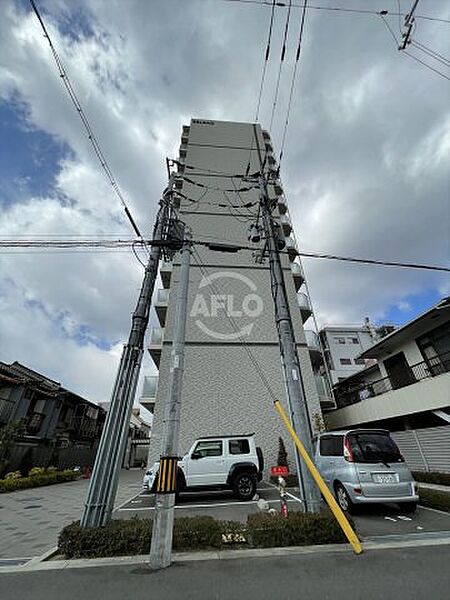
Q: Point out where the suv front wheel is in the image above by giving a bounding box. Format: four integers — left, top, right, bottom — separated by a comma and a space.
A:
233, 472, 256, 501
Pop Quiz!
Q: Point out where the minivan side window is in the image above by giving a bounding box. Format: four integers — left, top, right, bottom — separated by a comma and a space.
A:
320, 436, 343, 456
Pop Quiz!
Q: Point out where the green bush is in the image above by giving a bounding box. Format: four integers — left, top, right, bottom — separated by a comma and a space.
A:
413, 471, 450, 487
4, 470, 22, 480
419, 488, 450, 513
246, 511, 350, 548
0, 469, 78, 493
28, 467, 46, 477
58, 517, 245, 559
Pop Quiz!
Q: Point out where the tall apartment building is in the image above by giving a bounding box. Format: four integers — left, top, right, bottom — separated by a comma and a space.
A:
142, 119, 327, 471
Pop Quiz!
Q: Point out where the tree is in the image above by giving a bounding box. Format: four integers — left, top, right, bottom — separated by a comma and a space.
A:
277, 437, 288, 468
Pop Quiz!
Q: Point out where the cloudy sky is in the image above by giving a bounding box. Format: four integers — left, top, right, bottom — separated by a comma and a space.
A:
1, 0, 449, 409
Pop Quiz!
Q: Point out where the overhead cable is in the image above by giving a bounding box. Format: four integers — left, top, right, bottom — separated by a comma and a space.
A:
255, 0, 277, 121
269, 0, 293, 132
29, 0, 145, 241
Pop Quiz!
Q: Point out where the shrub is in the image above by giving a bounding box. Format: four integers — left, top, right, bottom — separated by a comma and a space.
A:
58, 517, 245, 558
246, 511, 350, 548
4, 470, 22, 480
413, 471, 450, 487
0, 469, 78, 493
46, 466, 57, 474
29, 467, 46, 477
419, 488, 450, 513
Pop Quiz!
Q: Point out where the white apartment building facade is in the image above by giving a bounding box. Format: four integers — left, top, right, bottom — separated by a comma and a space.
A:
326, 297, 450, 472
141, 119, 327, 471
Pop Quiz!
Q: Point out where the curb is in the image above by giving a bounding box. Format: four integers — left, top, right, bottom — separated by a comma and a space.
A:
1, 532, 450, 574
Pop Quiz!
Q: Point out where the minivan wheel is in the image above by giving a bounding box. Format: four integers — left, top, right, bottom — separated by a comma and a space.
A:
335, 483, 355, 514
401, 501, 417, 514
233, 472, 256, 501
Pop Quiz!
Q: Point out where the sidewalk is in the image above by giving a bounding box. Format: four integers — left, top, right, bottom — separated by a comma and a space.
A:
0, 543, 449, 600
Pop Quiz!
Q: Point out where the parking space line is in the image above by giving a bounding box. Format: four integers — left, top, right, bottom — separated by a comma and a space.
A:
117, 498, 298, 512
114, 491, 143, 512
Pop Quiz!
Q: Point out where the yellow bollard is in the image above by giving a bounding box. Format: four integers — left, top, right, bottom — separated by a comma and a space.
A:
274, 400, 363, 555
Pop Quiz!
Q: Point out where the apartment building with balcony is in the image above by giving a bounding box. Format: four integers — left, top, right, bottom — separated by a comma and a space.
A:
144, 119, 328, 470
326, 297, 450, 472
0, 361, 106, 475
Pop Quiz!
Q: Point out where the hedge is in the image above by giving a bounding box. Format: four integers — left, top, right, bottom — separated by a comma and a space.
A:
413, 471, 450, 487
0, 469, 78, 493
58, 517, 242, 558
419, 488, 450, 513
246, 511, 349, 548
58, 512, 349, 559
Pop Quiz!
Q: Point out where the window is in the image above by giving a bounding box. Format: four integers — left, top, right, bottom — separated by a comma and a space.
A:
354, 358, 365, 365
193, 440, 222, 458
320, 436, 343, 456
335, 337, 346, 344
229, 439, 250, 455
340, 358, 352, 365
347, 433, 403, 463
350, 338, 359, 344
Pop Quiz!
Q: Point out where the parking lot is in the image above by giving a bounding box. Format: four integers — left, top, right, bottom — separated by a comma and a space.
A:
116, 481, 450, 540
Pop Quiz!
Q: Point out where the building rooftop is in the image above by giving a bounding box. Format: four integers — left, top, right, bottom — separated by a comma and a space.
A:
359, 296, 450, 360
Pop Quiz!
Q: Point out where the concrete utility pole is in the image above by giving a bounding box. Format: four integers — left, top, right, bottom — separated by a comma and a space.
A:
80, 181, 174, 528
149, 230, 192, 569
252, 125, 321, 513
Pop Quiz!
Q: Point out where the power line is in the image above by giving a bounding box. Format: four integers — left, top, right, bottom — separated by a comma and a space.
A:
28, 0, 145, 241
411, 40, 450, 68
279, 0, 308, 163
412, 39, 450, 66
269, 0, 293, 132
255, 0, 277, 121
2, 238, 449, 273
218, 0, 450, 24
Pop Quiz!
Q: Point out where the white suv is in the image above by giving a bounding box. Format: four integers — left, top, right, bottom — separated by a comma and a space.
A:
144, 434, 264, 501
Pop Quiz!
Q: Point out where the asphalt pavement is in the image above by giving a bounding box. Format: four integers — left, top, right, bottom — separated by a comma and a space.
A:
1, 544, 449, 600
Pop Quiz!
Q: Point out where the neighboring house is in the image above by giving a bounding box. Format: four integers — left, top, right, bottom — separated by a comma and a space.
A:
0, 361, 106, 475
145, 119, 325, 470
98, 403, 151, 468
319, 320, 395, 386
326, 297, 450, 473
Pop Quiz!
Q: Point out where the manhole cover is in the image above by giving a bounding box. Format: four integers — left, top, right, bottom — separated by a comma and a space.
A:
24, 505, 42, 509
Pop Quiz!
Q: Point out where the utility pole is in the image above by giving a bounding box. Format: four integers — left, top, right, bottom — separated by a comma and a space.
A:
80, 178, 175, 528
252, 125, 321, 513
399, 0, 420, 50
149, 230, 192, 569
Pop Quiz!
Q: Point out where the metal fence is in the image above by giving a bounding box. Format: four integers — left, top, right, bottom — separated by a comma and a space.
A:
335, 350, 450, 408
392, 425, 450, 473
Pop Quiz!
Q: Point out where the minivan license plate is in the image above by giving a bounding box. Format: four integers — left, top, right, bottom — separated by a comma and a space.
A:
372, 473, 398, 484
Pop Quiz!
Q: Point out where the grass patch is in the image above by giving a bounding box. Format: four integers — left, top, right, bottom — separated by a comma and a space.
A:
0, 469, 78, 493
413, 471, 450, 487
419, 488, 450, 513
58, 511, 350, 559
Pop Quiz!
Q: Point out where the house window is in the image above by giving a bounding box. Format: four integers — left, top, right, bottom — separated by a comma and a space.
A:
354, 358, 365, 365
340, 358, 352, 365
350, 338, 359, 344
335, 337, 346, 344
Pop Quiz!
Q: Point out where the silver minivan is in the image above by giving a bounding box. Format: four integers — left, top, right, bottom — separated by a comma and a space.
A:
314, 429, 419, 514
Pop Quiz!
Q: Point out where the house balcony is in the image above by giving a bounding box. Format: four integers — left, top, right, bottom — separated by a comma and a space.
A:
305, 329, 322, 367
148, 327, 164, 368
160, 261, 172, 289
314, 374, 337, 411
286, 237, 298, 261
280, 214, 292, 236
155, 288, 169, 327
140, 375, 158, 415
297, 291, 312, 323
291, 261, 305, 291
25, 412, 45, 436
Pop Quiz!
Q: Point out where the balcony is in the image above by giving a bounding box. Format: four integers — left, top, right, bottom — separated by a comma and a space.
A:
140, 375, 158, 414
297, 291, 312, 323
305, 329, 322, 366
277, 197, 287, 214
0, 398, 15, 424
26, 412, 45, 436
71, 416, 97, 438
148, 327, 164, 368
280, 214, 292, 236
160, 261, 172, 288
155, 288, 169, 326
334, 350, 450, 409
314, 374, 337, 411
262, 130, 270, 140
286, 237, 298, 261
291, 261, 305, 290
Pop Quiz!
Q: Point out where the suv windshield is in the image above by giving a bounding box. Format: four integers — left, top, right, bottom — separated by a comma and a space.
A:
347, 432, 404, 463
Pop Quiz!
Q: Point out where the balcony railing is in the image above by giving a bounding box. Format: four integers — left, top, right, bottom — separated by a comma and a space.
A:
155, 288, 169, 326
148, 327, 164, 368
297, 291, 312, 322
286, 237, 298, 261
26, 412, 45, 436
71, 416, 97, 437
140, 375, 158, 414
291, 261, 305, 290
280, 214, 292, 236
305, 329, 320, 350
334, 350, 450, 409
160, 261, 172, 288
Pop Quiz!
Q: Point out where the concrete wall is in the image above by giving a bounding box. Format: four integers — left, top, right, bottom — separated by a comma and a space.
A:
326, 371, 450, 429
323, 328, 374, 384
